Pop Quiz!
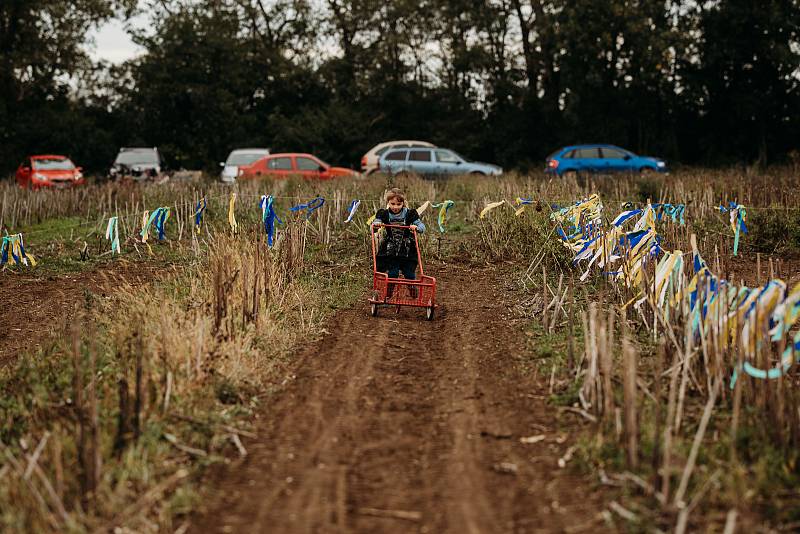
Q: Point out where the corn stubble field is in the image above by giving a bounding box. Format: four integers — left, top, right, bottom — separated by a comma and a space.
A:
1, 168, 800, 532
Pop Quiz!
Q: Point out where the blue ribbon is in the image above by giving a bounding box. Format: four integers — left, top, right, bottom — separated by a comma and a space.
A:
652, 203, 686, 225
259, 195, 282, 247
290, 197, 325, 219
142, 207, 171, 241
0, 236, 10, 265
344, 200, 360, 223
155, 209, 169, 240
612, 209, 643, 227
0, 233, 33, 266
194, 198, 207, 233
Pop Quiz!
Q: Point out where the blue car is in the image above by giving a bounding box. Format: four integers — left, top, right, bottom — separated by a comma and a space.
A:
545, 144, 667, 177
379, 147, 502, 177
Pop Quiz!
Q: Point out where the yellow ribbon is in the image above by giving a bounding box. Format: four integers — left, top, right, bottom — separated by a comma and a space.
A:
228, 192, 238, 232
480, 200, 507, 219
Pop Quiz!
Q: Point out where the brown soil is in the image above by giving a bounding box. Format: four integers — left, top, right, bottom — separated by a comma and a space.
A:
724, 254, 800, 287
191, 264, 606, 533
0, 261, 156, 368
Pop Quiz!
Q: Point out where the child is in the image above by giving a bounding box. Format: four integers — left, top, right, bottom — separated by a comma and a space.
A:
372, 188, 425, 295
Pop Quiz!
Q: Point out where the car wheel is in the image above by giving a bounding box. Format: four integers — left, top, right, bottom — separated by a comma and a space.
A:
639, 167, 656, 175
469, 171, 486, 177
562, 170, 578, 180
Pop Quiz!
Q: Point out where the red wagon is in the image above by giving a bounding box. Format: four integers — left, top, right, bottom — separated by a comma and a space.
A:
369, 224, 437, 320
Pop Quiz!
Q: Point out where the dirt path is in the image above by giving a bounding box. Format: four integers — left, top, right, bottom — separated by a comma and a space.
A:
0, 261, 155, 367
192, 264, 606, 533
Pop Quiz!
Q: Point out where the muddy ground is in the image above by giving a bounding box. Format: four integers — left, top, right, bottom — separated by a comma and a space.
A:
0, 261, 155, 367
191, 265, 607, 533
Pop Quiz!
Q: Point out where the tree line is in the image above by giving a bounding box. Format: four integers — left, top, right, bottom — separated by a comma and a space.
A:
1, 0, 798, 175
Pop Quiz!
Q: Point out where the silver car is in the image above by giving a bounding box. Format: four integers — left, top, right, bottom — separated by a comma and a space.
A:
220, 148, 270, 182
361, 140, 434, 175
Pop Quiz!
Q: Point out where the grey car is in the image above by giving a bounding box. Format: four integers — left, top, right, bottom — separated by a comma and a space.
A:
379, 147, 502, 177
108, 147, 163, 181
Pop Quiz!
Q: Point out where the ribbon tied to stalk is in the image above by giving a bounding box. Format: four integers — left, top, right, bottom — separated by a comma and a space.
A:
259, 195, 282, 247
290, 197, 325, 219
105, 216, 120, 254
431, 200, 455, 233
0, 233, 36, 266
194, 198, 207, 234
344, 200, 360, 223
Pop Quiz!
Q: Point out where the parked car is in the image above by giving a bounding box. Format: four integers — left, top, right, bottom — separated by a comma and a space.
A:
378, 147, 502, 177
545, 144, 667, 177
108, 147, 164, 181
361, 140, 435, 175
238, 153, 358, 180
16, 155, 85, 189
220, 148, 270, 183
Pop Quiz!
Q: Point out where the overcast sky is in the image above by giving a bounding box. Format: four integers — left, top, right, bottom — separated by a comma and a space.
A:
87, 17, 146, 64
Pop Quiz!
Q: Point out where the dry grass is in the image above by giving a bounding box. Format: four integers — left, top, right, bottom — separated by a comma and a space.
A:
1, 167, 800, 531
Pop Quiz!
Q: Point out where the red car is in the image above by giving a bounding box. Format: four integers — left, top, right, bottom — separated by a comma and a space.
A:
238, 153, 358, 180
16, 155, 85, 189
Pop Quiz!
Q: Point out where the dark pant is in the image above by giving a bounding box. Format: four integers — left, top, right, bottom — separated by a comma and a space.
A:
377, 258, 417, 280
386, 261, 417, 280
380, 259, 417, 298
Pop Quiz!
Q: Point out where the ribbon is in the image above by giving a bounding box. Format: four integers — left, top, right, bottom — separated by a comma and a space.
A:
290, 197, 325, 219
652, 203, 686, 225
228, 192, 238, 232
141, 210, 150, 242
259, 195, 282, 247
431, 200, 455, 233
480, 200, 507, 219
558, 194, 797, 388
514, 197, 535, 216
344, 200, 361, 223
141, 207, 171, 242
105, 216, 120, 254
417, 201, 432, 216
155, 209, 169, 240
194, 198, 207, 234
731, 204, 747, 256
716, 201, 748, 255
0, 233, 36, 267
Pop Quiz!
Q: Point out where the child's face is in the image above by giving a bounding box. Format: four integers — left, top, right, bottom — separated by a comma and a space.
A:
388, 197, 404, 214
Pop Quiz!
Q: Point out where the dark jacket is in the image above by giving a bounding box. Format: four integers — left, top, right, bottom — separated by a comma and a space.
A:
375, 208, 421, 261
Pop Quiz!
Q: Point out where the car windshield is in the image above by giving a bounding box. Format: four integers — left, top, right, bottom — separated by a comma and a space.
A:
33, 158, 74, 170
227, 152, 266, 165
115, 150, 158, 165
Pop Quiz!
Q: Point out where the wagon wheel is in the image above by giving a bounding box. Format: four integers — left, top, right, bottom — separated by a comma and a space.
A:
370, 303, 378, 317
426, 306, 435, 321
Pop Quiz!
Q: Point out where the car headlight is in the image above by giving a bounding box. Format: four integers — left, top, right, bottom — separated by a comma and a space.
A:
74, 172, 83, 180
657, 161, 666, 167
33, 173, 46, 181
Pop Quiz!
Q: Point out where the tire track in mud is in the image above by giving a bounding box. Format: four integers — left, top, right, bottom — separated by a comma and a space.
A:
192, 264, 605, 533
